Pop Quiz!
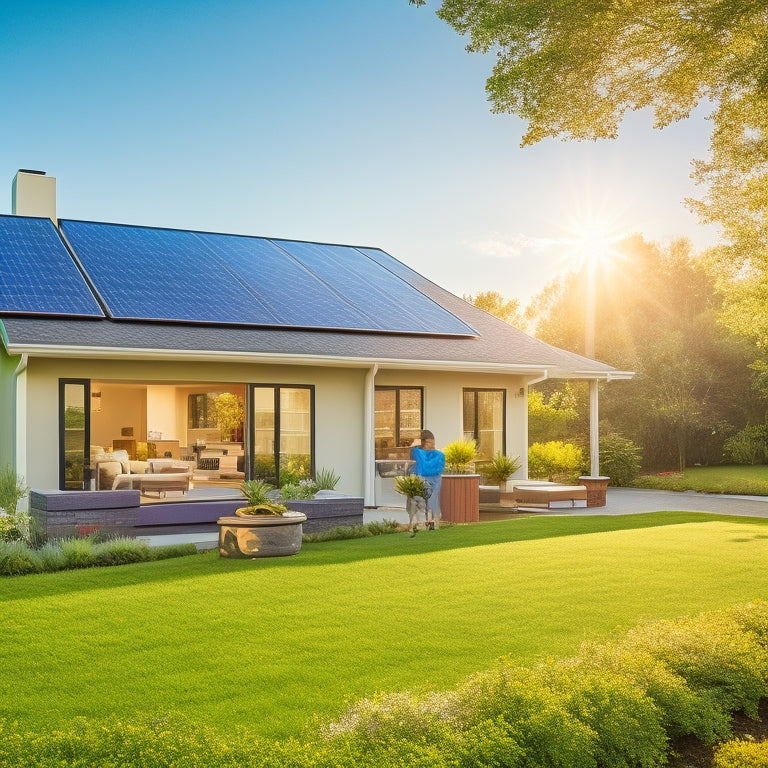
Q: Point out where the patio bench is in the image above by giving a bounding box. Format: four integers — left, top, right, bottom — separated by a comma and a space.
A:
512, 484, 588, 509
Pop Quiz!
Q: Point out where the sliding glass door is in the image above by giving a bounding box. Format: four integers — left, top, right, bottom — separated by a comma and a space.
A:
59, 379, 90, 490
250, 385, 314, 484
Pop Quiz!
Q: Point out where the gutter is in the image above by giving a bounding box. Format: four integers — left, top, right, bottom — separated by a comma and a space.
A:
2, 342, 559, 376
2, 342, 633, 380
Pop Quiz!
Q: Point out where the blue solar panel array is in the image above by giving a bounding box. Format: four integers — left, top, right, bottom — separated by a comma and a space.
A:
58, 220, 478, 336
0, 216, 104, 317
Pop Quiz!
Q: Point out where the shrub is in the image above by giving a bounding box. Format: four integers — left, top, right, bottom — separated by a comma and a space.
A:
0, 713, 272, 768
597, 433, 643, 486
59, 537, 96, 569
36, 541, 67, 572
528, 441, 583, 482
0, 541, 42, 576
315, 467, 341, 490
280, 479, 318, 500
303, 519, 399, 543
0, 465, 28, 515
92, 537, 153, 566
723, 424, 768, 465
714, 739, 768, 768
151, 542, 199, 560
478, 452, 522, 484
0, 508, 32, 544
443, 440, 477, 474
394, 474, 430, 499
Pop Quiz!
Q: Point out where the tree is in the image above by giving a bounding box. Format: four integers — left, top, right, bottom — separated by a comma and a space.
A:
434, 1, 768, 147
528, 235, 766, 470
420, 1, 768, 351
464, 290, 524, 327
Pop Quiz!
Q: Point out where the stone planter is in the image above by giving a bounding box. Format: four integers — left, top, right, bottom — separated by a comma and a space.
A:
217, 513, 307, 558
440, 474, 480, 523
578, 476, 611, 507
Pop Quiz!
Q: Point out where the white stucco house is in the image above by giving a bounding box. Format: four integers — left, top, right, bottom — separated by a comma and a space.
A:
0, 170, 631, 516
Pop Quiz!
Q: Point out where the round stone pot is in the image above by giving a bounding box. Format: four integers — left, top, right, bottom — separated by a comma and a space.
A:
217, 512, 307, 558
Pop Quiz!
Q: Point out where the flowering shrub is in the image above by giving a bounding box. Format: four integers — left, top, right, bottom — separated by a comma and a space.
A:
528, 441, 583, 482
0, 507, 31, 544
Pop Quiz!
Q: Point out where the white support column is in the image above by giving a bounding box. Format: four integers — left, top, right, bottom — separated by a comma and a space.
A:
13, 354, 29, 496
363, 364, 378, 506
589, 378, 599, 476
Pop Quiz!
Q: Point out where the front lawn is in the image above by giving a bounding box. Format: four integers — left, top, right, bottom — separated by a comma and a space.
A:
2, 512, 768, 741
633, 465, 768, 495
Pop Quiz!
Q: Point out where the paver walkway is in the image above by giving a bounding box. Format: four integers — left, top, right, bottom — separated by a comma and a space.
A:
555, 487, 768, 518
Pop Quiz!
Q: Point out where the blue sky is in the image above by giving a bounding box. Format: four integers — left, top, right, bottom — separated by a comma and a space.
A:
1, 0, 718, 305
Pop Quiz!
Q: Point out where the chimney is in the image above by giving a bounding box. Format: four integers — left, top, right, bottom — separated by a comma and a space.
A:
12, 169, 56, 221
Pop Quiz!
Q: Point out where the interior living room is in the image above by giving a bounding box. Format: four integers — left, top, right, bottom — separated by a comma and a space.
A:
88, 381, 246, 501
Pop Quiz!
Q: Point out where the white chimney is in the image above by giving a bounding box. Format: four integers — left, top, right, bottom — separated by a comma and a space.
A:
12, 169, 56, 221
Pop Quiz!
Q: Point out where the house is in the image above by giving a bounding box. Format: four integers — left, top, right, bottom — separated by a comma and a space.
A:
0, 170, 631, 514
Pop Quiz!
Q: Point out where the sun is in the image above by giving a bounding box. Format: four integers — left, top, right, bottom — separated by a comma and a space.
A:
563, 213, 627, 280
565, 216, 624, 273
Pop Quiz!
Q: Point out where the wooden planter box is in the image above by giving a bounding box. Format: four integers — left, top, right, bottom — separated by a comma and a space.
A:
440, 474, 480, 523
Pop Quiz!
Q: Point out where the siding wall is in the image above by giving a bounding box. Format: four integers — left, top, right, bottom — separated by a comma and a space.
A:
20, 357, 532, 496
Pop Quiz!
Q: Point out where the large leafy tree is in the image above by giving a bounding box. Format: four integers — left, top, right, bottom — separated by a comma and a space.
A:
415, 0, 768, 350
529, 236, 765, 470
464, 290, 525, 327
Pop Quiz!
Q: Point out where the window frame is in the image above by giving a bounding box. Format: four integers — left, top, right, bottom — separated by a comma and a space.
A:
374, 386, 424, 458
247, 383, 315, 484
462, 387, 506, 459
58, 378, 91, 491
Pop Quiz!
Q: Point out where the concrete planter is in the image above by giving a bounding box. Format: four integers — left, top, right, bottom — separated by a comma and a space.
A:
217, 513, 307, 558
30, 489, 140, 539
440, 474, 480, 523
283, 493, 364, 533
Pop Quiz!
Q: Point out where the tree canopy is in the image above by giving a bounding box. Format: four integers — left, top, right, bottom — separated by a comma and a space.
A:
434, 0, 767, 146
528, 236, 766, 470
416, 1, 768, 351
464, 290, 525, 328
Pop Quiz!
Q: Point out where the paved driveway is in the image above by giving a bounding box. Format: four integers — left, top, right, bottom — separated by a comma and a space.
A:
546, 486, 768, 518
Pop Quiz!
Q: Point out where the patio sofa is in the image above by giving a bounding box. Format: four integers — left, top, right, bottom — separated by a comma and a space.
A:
94, 452, 191, 495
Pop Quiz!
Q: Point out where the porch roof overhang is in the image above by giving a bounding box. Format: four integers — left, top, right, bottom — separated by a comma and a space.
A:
2, 338, 633, 381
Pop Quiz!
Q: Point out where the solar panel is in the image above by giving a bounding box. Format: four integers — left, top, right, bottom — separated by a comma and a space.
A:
194, 233, 378, 330
57, 220, 478, 336
0, 216, 104, 317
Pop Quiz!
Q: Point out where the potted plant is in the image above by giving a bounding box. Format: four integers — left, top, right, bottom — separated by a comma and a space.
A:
217, 480, 306, 559
394, 474, 431, 534
441, 439, 480, 523
482, 452, 522, 506
443, 439, 478, 474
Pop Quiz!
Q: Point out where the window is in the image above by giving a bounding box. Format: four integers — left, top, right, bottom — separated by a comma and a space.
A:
375, 387, 423, 459
250, 385, 314, 484
59, 379, 90, 490
463, 388, 505, 461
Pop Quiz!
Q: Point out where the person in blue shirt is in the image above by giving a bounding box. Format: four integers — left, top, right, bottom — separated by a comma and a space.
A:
410, 429, 446, 529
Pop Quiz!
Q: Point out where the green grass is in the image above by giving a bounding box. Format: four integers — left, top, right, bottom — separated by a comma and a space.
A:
633, 464, 768, 495
3, 512, 768, 741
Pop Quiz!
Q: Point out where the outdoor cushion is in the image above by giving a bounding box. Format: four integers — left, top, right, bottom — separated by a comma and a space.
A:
97, 460, 122, 491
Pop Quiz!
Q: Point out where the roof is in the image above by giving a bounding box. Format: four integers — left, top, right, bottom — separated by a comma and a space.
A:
0, 215, 632, 380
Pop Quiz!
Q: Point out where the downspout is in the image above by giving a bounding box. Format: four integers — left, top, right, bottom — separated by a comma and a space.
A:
363, 363, 379, 506
12, 353, 28, 482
